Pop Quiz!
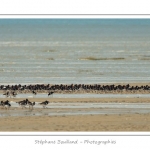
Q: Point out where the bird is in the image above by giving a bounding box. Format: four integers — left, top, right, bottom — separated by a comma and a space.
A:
3, 91, 10, 97
32, 90, 37, 98
11, 91, 17, 97
1, 100, 11, 109
0, 101, 4, 108
38, 100, 49, 108
48, 91, 54, 97
16, 99, 28, 105
32, 91, 37, 95
20, 101, 28, 109
27, 100, 35, 110
16, 99, 28, 109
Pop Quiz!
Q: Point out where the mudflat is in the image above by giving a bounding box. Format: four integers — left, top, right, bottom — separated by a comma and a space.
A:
0, 113, 150, 131
0, 97, 150, 131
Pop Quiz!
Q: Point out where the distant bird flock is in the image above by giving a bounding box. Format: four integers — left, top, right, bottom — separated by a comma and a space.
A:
0, 83, 150, 94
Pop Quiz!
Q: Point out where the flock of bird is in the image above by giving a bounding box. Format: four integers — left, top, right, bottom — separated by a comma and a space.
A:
0, 83, 150, 93
0, 99, 50, 110
0, 87, 54, 110
2, 90, 54, 98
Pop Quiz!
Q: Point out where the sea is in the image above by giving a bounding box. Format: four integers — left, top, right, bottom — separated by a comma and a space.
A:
0, 19, 150, 85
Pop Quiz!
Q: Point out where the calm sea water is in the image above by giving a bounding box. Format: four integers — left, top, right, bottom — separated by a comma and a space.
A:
0, 19, 150, 85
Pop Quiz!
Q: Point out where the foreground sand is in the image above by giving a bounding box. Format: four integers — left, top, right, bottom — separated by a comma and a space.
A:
0, 114, 150, 131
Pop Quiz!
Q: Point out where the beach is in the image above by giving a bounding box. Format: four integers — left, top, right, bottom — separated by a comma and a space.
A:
0, 97, 150, 131
0, 113, 150, 131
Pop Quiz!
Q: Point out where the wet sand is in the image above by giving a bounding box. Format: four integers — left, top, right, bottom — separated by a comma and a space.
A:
1, 97, 150, 103
0, 97, 150, 131
0, 114, 150, 131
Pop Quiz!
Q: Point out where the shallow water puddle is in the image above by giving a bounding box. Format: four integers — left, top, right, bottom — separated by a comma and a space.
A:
0, 102, 150, 117
1, 93, 150, 98
6, 102, 150, 109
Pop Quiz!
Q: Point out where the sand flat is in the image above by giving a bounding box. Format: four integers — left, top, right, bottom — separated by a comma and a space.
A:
0, 97, 150, 131
0, 114, 150, 131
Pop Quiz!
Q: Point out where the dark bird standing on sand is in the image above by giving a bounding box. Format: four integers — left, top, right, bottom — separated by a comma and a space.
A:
38, 100, 49, 108
32, 90, 37, 98
3, 91, 10, 97
48, 91, 54, 97
0, 100, 11, 109
12, 91, 17, 97
27, 100, 35, 110
16, 99, 28, 105
16, 99, 35, 109
16, 99, 28, 109
32, 91, 37, 95
0, 101, 3, 107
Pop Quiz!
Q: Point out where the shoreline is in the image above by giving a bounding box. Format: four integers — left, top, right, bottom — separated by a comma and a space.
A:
1, 97, 150, 103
